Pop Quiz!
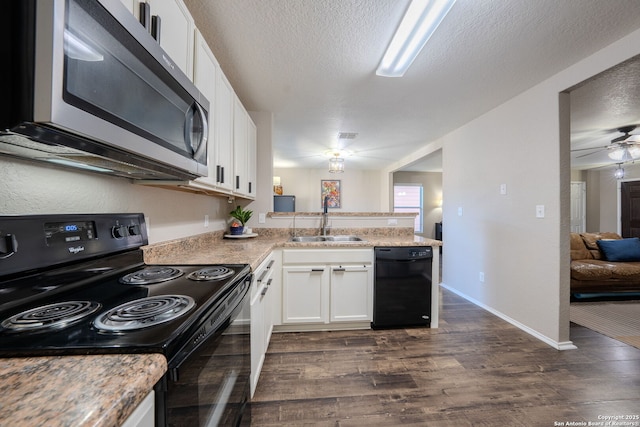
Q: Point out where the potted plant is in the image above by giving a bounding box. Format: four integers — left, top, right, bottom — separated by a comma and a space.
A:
229, 205, 253, 235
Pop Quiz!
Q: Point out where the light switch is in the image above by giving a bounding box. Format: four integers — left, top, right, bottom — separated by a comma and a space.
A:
458, 207, 463, 216
536, 205, 545, 218
258, 213, 266, 224
500, 184, 507, 195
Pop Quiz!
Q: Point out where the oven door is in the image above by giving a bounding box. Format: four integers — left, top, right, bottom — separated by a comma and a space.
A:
157, 283, 251, 427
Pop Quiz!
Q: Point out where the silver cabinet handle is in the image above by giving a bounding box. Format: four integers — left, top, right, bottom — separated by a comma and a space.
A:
257, 270, 268, 283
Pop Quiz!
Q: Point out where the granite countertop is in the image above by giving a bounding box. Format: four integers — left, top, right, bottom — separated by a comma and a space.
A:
143, 231, 441, 270
0, 353, 166, 427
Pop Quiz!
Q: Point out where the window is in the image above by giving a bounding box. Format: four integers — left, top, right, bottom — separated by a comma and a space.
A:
394, 184, 423, 233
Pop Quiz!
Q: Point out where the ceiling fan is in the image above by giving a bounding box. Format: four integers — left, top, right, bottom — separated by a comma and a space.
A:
572, 125, 640, 161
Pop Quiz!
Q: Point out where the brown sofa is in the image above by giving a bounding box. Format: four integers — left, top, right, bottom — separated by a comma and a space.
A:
570, 232, 640, 293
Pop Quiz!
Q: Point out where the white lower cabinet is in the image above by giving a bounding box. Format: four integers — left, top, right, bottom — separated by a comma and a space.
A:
282, 266, 329, 323
250, 252, 279, 397
330, 265, 371, 322
281, 249, 373, 327
120, 391, 154, 427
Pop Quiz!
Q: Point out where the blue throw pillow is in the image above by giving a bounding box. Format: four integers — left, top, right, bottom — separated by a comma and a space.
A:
596, 238, 640, 262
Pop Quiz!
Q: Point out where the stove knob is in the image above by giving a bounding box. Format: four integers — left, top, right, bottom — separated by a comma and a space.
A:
111, 225, 127, 239
0, 234, 18, 259
128, 224, 141, 236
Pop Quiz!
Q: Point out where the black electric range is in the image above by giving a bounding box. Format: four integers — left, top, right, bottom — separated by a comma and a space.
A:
0, 213, 252, 426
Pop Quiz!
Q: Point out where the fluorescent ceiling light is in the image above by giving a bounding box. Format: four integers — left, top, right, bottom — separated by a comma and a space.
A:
377, 0, 456, 77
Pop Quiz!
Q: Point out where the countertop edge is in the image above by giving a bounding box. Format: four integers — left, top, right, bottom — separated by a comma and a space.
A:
0, 353, 167, 427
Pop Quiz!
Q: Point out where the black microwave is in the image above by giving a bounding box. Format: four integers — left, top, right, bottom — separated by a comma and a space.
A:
0, 0, 209, 180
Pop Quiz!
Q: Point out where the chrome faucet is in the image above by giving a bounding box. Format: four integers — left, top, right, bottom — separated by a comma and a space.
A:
321, 196, 329, 236
292, 213, 297, 238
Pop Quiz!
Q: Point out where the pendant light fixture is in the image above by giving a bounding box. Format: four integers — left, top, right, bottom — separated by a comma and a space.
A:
329, 153, 344, 173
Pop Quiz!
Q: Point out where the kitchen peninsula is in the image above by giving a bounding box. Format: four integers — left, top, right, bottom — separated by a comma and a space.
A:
1, 213, 441, 427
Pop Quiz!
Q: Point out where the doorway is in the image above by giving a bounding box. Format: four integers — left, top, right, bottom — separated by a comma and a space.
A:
570, 181, 586, 233
621, 180, 640, 238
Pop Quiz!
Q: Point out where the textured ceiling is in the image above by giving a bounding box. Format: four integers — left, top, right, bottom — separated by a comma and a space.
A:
184, 0, 640, 171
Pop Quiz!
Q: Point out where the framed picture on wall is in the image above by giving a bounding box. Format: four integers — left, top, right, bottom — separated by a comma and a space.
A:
321, 180, 341, 208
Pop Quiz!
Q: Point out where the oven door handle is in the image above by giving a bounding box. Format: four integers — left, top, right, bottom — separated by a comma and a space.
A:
0, 234, 18, 259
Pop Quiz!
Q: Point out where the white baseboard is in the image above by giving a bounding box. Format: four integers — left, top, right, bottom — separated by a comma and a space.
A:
439, 283, 577, 351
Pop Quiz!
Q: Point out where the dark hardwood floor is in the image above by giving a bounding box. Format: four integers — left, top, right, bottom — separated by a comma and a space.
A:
251, 287, 640, 426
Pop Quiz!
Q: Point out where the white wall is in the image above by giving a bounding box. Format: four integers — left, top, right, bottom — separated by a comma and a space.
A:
386, 27, 640, 349
0, 157, 231, 244
272, 167, 382, 212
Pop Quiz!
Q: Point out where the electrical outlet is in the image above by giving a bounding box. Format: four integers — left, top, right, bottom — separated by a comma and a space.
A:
479, 272, 485, 283
536, 205, 545, 218
204, 215, 209, 227
259, 213, 266, 224
388, 218, 398, 225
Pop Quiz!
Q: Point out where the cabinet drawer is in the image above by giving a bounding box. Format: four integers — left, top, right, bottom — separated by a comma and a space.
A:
283, 249, 372, 265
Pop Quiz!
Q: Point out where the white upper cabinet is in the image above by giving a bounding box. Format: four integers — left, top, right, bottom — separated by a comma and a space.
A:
192, 30, 217, 188
214, 71, 235, 193
247, 118, 257, 199
233, 99, 249, 197
120, 0, 194, 80
119, 0, 136, 13
233, 99, 257, 198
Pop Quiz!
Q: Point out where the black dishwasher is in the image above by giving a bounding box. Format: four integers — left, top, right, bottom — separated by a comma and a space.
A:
373, 247, 432, 329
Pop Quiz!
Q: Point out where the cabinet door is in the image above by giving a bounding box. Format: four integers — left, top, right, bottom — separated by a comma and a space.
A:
282, 266, 328, 324
146, 0, 194, 80
330, 265, 372, 322
246, 118, 257, 198
119, 0, 135, 13
214, 72, 234, 191
233, 99, 249, 196
192, 30, 217, 187
250, 280, 265, 396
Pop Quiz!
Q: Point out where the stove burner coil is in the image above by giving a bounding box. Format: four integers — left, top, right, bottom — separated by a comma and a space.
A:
120, 266, 183, 285
94, 295, 195, 332
187, 266, 234, 281
1, 301, 102, 333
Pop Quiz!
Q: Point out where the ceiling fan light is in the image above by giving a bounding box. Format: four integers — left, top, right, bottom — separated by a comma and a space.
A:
628, 146, 640, 159
608, 147, 633, 162
329, 156, 344, 173
614, 164, 625, 179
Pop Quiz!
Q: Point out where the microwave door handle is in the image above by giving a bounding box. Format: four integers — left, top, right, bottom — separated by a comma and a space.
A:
189, 102, 208, 160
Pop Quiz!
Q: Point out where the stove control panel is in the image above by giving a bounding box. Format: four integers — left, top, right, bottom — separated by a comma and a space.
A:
45, 220, 97, 245
0, 213, 148, 278
111, 221, 143, 239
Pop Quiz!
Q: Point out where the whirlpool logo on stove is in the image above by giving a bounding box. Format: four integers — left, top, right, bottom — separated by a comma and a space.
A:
68, 246, 85, 254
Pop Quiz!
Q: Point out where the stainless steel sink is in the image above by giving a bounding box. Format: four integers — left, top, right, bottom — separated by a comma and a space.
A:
290, 236, 327, 242
289, 235, 364, 242
324, 235, 364, 241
